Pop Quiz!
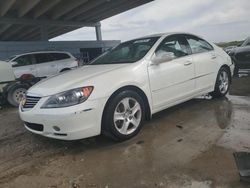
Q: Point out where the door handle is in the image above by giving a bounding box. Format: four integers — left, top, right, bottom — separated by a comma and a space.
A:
51, 65, 56, 67
184, 61, 192, 66
211, 55, 217, 59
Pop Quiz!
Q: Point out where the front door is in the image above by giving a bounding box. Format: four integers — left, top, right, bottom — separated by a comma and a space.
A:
148, 35, 195, 112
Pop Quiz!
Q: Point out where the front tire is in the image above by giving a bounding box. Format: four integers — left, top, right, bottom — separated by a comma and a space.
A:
210, 67, 231, 98
102, 90, 145, 141
7, 84, 29, 107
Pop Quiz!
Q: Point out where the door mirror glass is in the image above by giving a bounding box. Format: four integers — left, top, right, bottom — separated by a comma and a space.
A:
152, 51, 175, 64
11, 61, 18, 67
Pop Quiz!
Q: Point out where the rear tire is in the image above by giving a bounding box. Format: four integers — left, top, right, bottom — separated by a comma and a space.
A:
210, 67, 231, 98
102, 90, 145, 142
7, 84, 28, 107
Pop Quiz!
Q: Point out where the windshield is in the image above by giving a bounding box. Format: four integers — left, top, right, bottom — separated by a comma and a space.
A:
90, 37, 160, 65
242, 37, 250, 47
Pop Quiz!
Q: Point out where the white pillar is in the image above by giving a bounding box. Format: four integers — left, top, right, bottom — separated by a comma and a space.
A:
95, 22, 102, 41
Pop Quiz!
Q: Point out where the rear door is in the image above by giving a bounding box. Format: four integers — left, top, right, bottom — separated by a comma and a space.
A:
12, 54, 37, 78
51, 53, 75, 72
185, 35, 217, 91
34, 53, 58, 78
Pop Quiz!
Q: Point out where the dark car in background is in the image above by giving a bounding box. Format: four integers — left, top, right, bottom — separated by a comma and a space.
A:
229, 37, 250, 76
224, 46, 236, 54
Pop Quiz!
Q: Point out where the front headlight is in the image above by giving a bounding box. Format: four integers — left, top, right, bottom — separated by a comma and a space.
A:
41, 86, 93, 108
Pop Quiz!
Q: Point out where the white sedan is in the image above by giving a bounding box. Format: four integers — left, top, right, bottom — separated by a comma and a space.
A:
19, 33, 234, 141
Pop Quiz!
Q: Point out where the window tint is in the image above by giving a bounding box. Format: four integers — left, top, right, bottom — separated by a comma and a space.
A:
155, 35, 189, 59
186, 36, 213, 54
51, 53, 70, 61
34, 53, 54, 64
13, 55, 32, 67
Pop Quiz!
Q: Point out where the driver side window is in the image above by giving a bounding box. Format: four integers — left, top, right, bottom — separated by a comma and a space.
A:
13, 55, 32, 67
155, 35, 189, 60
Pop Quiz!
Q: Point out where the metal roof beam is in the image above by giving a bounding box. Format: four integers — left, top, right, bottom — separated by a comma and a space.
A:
18, 0, 41, 17
33, 0, 62, 18
0, 17, 97, 27
63, 0, 107, 20
15, 27, 39, 41
0, 0, 16, 17
0, 24, 11, 35
20, 29, 40, 41
87, 0, 152, 22
51, 0, 88, 20
49, 27, 77, 39
76, 0, 129, 21
1, 26, 25, 41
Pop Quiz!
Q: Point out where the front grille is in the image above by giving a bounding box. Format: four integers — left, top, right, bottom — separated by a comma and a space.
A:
25, 122, 44, 131
23, 95, 41, 108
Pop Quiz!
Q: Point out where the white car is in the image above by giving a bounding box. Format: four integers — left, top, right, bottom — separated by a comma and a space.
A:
7, 51, 79, 79
19, 33, 234, 141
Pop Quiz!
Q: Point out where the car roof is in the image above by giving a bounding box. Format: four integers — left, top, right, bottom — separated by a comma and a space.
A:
132, 32, 204, 40
13, 51, 71, 57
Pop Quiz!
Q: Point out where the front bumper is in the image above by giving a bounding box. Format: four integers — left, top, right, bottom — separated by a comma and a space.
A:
19, 97, 107, 140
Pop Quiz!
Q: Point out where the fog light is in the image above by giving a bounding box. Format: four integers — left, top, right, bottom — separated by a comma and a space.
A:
53, 126, 60, 132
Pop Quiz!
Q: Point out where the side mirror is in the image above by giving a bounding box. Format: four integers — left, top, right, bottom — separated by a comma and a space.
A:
11, 61, 18, 67
152, 51, 175, 65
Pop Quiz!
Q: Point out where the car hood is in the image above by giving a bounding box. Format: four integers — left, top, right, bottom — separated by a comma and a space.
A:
28, 64, 128, 96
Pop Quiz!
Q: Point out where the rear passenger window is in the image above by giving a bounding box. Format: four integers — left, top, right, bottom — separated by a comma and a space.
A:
52, 53, 70, 61
186, 36, 214, 54
35, 53, 54, 64
156, 35, 189, 59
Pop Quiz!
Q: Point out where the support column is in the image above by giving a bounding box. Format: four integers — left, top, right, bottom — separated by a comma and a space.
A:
95, 22, 102, 41
40, 25, 48, 41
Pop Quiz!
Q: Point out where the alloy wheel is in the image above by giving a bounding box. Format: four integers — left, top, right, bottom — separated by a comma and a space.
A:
219, 71, 229, 94
113, 97, 142, 135
13, 88, 27, 104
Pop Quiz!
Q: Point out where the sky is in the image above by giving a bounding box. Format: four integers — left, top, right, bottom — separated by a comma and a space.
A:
52, 0, 250, 43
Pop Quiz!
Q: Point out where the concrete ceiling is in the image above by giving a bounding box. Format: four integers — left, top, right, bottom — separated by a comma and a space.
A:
0, 0, 153, 41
